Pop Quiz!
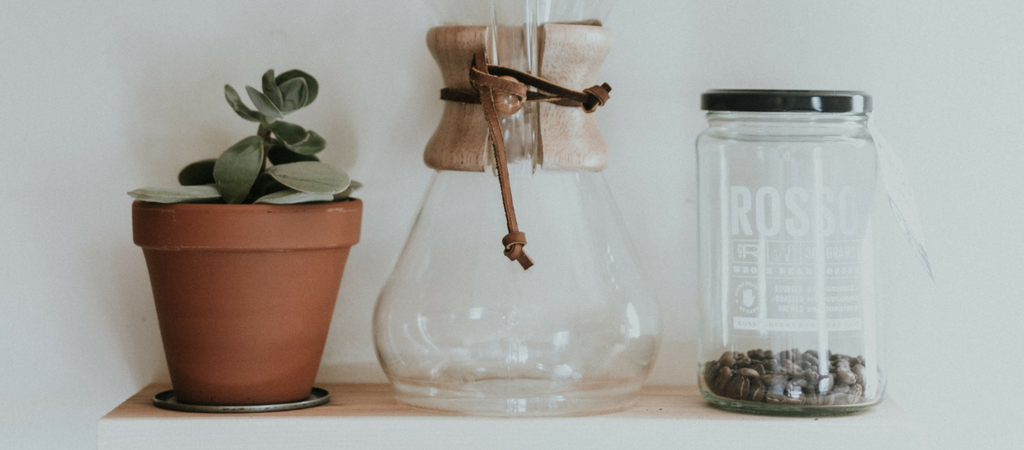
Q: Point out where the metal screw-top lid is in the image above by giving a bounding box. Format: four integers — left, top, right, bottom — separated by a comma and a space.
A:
701, 90, 872, 113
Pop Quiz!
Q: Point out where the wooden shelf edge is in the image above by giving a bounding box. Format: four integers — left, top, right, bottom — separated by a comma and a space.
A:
99, 384, 923, 450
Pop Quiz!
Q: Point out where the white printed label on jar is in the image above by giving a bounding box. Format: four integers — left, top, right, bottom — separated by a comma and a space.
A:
726, 184, 867, 335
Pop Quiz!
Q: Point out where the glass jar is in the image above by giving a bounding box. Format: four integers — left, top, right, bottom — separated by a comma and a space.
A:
696, 90, 884, 415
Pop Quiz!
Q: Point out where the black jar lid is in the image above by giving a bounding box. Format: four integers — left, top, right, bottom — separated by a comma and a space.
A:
701, 90, 872, 113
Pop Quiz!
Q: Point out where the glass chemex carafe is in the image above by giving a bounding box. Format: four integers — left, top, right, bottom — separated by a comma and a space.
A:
696, 90, 885, 415
372, 0, 660, 416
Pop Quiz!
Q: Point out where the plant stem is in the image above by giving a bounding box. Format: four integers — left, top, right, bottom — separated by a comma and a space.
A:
257, 124, 272, 172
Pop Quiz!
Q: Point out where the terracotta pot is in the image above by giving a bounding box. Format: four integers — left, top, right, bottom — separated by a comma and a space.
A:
132, 199, 362, 405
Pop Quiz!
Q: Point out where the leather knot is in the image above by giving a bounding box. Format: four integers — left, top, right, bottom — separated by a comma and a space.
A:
581, 83, 612, 113
502, 232, 534, 270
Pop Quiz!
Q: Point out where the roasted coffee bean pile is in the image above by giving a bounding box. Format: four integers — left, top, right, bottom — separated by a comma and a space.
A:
703, 349, 872, 406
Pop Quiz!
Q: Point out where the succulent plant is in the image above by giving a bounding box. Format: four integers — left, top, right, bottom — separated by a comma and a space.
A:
129, 69, 359, 204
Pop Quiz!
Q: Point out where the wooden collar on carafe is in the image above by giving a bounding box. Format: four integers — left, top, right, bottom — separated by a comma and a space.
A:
449, 51, 612, 270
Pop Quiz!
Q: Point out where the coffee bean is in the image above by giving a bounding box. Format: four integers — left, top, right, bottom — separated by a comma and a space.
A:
761, 373, 787, 386
832, 383, 851, 395
751, 384, 766, 402
751, 363, 766, 376
748, 349, 764, 360
836, 359, 851, 372
715, 366, 733, 393
848, 384, 864, 403
749, 378, 766, 402
737, 367, 759, 378
820, 394, 836, 406
765, 393, 785, 404
803, 393, 820, 406
837, 369, 857, 385
784, 395, 804, 405
719, 352, 736, 368
726, 375, 750, 399
703, 361, 720, 382
781, 360, 798, 373
852, 364, 866, 385
804, 369, 821, 387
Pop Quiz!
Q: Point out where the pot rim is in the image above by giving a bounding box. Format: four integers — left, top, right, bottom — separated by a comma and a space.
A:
132, 198, 362, 251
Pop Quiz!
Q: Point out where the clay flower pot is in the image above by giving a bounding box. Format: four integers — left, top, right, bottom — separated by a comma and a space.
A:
132, 199, 362, 405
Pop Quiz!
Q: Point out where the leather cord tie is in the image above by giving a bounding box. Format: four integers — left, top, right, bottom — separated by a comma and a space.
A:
441, 60, 613, 114
468, 52, 532, 270
446, 52, 613, 270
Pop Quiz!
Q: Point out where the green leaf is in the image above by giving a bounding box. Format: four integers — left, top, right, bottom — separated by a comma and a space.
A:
269, 120, 308, 145
275, 69, 318, 106
287, 130, 326, 155
268, 145, 319, 165
246, 86, 283, 119
178, 159, 217, 186
269, 121, 327, 155
261, 69, 284, 110
284, 130, 323, 156
224, 85, 263, 122
213, 136, 265, 204
128, 185, 222, 203
266, 162, 350, 194
333, 179, 362, 200
278, 77, 308, 113
254, 188, 334, 204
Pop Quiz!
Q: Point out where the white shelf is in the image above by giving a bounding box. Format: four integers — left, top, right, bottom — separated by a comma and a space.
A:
99, 384, 922, 450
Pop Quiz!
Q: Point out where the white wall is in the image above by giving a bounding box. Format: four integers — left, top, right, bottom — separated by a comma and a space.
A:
1, 0, 1021, 448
